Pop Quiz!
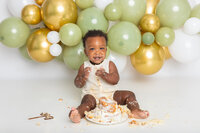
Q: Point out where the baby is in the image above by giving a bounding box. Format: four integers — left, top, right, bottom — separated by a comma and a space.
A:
69, 30, 149, 123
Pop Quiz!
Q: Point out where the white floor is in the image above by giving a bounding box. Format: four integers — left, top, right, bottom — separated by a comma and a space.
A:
0, 78, 200, 133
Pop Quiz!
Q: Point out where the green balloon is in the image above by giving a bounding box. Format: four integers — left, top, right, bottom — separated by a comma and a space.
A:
156, 0, 191, 29
155, 27, 175, 47
77, 7, 109, 36
108, 21, 141, 55
104, 3, 122, 21
0, 17, 30, 48
18, 44, 32, 60
142, 32, 155, 45
114, 0, 146, 25
63, 41, 87, 70
106, 46, 110, 58
59, 23, 82, 46
191, 4, 200, 19
76, 0, 93, 9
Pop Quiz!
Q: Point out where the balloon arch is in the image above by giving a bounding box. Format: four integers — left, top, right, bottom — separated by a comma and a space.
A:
0, 0, 200, 75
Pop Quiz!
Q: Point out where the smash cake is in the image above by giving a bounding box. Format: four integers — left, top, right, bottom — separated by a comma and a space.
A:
85, 97, 129, 125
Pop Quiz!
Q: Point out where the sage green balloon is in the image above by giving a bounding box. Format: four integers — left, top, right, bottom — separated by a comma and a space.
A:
104, 3, 122, 21
108, 21, 141, 55
191, 4, 200, 19
18, 44, 32, 60
156, 0, 191, 29
114, 0, 146, 25
77, 7, 109, 36
0, 17, 30, 48
142, 32, 155, 45
75, 0, 93, 9
155, 27, 175, 47
63, 41, 88, 70
106, 46, 110, 58
59, 23, 82, 46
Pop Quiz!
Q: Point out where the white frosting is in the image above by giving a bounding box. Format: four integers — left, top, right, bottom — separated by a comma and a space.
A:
85, 99, 128, 124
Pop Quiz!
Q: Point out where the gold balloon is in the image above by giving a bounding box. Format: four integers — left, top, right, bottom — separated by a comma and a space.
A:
130, 42, 165, 75
139, 0, 160, 33
140, 14, 160, 33
35, 0, 45, 6
27, 28, 54, 62
22, 4, 42, 25
146, 0, 160, 14
162, 46, 172, 60
41, 0, 78, 31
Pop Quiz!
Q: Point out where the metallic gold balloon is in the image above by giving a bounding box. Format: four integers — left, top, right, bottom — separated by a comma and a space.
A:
162, 46, 171, 60
139, 0, 160, 33
130, 42, 165, 75
41, 0, 78, 31
27, 28, 54, 62
146, 0, 160, 14
35, 0, 45, 6
22, 4, 42, 25
140, 14, 160, 33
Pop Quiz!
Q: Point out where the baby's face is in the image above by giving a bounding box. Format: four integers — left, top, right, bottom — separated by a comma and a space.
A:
85, 36, 107, 64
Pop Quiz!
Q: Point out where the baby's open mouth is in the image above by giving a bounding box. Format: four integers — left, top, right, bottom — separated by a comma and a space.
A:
93, 56, 102, 60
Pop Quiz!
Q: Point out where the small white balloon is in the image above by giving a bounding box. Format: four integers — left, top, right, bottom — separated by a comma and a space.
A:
47, 31, 60, 44
107, 50, 128, 73
169, 29, 200, 63
7, 0, 36, 17
49, 44, 62, 56
94, 0, 113, 11
183, 17, 200, 35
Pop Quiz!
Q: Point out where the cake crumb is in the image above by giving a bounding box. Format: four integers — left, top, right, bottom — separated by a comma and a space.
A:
58, 98, 63, 102
36, 122, 41, 126
129, 119, 163, 127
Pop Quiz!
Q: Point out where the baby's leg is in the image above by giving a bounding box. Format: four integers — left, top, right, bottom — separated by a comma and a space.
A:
69, 94, 96, 123
113, 90, 149, 119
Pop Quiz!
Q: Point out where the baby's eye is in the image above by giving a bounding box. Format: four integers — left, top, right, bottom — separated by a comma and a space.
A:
100, 47, 105, 50
90, 48, 95, 50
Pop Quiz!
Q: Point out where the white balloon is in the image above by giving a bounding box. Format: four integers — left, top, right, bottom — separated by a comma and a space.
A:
94, 0, 113, 11
169, 29, 200, 63
188, 0, 198, 7
7, 0, 36, 18
49, 44, 62, 56
107, 50, 128, 73
47, 31, 60, 44
183, 17, 200, 35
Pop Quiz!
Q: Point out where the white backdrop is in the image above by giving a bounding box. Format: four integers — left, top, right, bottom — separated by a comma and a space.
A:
0, 0, 200, 80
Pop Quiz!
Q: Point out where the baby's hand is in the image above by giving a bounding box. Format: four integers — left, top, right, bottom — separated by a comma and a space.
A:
95, 68, 106, 77
83, 67, 91, 79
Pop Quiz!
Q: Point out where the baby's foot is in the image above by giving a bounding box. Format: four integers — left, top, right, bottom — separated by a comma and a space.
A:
129, 109, 149, 119
69, 107, 81, 123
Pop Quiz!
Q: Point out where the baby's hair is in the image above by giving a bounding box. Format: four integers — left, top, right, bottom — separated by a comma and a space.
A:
82, 30, 108, 48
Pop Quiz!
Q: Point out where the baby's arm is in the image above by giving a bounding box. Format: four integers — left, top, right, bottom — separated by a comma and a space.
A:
96, 61, 119, 85
74, 64, 91, 88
